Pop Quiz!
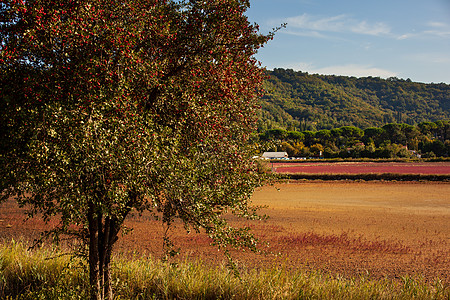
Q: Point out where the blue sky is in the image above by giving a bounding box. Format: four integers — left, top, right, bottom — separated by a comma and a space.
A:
245, 0, 450, 83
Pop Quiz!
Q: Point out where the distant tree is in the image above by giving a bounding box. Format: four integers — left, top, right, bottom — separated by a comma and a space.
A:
418, 121, 439, 137
315, 129, 333, 146
364, 141, 377, 155
434, 120, 450, 141
403, 124, 420, 150
333, 126, 364, 147
309, 143, 324, 157
0, 1, 275, 299
363, 127, 385, 146
260, 128, 288, 141
382, 123, 407, 145
286, 130, 304, 140
421, 140, 447, 157
280, 141, 297, 157
340, 126, 364, 139
302, 130, 316, 146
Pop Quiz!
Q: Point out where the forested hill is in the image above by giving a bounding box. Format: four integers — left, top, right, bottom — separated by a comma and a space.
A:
258, 68, 450, 132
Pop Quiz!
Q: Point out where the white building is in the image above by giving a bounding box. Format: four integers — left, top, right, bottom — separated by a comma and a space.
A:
261, 152, 289, 160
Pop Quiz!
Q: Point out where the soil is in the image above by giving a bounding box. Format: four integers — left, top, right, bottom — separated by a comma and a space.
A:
246, 181, 450, 283
1, 181, 449, 284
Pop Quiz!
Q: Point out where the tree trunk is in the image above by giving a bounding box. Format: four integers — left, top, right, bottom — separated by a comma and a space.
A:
88, 204, 102, 300
88, 205, 122, 300
87, 197, 131, 300
103, 248, 113, 300
101, 217, 117, 300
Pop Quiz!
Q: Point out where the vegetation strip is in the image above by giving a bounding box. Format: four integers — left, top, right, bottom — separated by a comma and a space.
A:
258, 120, 449, 159
282, 173, 450, 181
1, 241, 448, 299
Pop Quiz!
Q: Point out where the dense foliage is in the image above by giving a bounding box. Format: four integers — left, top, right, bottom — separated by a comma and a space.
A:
259, 120, 450, 158
259, 68, 450, 132
0, 0, 273, 299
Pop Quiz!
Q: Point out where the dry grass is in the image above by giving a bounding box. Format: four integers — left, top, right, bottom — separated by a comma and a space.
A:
2, 241, 448, 299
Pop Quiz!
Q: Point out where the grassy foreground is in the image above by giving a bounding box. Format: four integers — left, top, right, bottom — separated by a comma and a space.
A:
1, 240, 448, 299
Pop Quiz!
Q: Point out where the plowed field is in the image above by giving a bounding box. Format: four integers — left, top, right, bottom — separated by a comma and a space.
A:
273, 161, 450, 174
1, 181, 449, 283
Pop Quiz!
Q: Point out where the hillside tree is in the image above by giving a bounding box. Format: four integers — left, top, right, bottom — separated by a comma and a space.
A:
0, 0, 276, 299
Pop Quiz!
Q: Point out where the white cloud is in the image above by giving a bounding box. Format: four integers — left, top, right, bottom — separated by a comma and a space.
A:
397, 33, 416, 40
279, 63, 398, 79
284, 13, 391, 37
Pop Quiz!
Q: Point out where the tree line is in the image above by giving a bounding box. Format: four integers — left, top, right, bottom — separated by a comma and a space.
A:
258, 120, 450, 158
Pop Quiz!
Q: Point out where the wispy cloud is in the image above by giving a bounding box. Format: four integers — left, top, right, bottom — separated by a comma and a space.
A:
281, 14, 450, 41
351, 21, 391, 36
406, 52, 450, 64
282, 29, 330, 39
428, 22, 448, 28
424, 21, 450, 38
398, 33, 417, 40
283, 13, 392, 37
397, 21, 450, 40
280, 62, 398, 79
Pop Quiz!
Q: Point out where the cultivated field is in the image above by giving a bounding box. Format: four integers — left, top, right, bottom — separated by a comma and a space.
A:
1, 181, 449, 285
246, 182, 450, 283
272, 161, 450, 175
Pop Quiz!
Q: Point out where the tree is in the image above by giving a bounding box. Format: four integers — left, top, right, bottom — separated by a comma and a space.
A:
315, 129, 332, 147
281, 141, 297, 157
363, 127, 385, 146
418, 121, 438, 138
301, 130, 315, 146
1, 0, 275, 299
309, 143, 323, 157
339, 126, 364, 143
260, 128, 288, 141
286, 130, 304, 141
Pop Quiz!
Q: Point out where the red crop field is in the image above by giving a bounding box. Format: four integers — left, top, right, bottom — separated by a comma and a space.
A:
272, 161, 450, 175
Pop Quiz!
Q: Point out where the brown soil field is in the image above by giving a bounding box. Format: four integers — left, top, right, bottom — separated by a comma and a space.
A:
1, 181, 449, 284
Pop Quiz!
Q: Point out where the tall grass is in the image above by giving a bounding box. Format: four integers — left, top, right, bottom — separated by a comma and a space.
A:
0, 239, 88, 299
1, 240, 448, 299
